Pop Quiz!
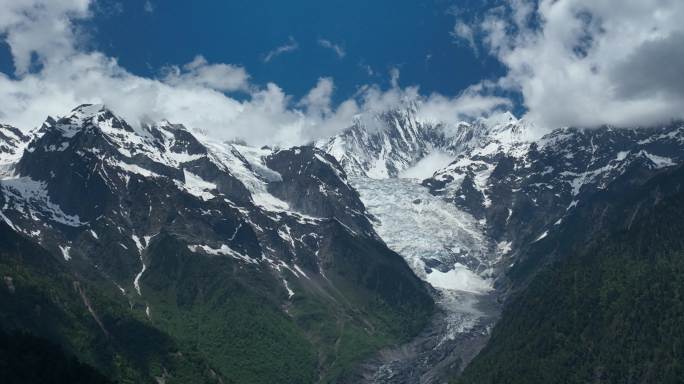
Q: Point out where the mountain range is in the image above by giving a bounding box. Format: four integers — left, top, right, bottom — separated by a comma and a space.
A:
1, 103, 683, 383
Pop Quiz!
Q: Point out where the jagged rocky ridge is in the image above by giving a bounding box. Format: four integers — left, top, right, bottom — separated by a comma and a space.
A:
319, 105, 684, 290
423, 120, 684, 288
0, 104, 434, 384
0, 124, 31, 177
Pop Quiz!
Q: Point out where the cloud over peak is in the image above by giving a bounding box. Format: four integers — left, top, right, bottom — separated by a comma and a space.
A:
0, 0, 512, 148
456, 0, 684, 129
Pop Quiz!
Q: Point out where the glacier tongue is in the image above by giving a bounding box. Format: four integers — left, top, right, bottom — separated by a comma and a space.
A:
352, 177, 495, 296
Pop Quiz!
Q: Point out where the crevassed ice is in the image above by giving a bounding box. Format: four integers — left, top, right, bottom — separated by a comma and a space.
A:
352, 176, 497, 342
351, 177, 494, 294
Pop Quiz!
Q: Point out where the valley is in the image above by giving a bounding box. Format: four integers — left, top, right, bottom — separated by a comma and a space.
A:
351, 177, 501, 383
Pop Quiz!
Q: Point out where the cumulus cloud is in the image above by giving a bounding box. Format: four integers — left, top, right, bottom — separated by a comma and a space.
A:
463, 0, 684, 129
0, 52, 346, 146
162, 55, 250, 92
416, 87, 512, 127
263, 36, 299, 63
318, 39, 346, 58
0, 0, 90, 75
0, 0, 509, 147
299, 77, 335, 115
357, 81, 511, 128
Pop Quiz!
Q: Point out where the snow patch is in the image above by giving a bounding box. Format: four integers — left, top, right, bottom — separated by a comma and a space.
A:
112, 161, 162, 180
132, 235, 148, 296
59, 245, 71, 261
639, 151, 675, 169
282, 277, 294, 298
0, 177, 84, 227
179, 170, 217, 201
187, 244, 258, 264
534, 230, 549, 242
496, 241, 512, 255
293, 265, 310, 279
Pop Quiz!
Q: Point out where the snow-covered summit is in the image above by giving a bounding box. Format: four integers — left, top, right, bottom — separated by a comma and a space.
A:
316, 107, 536, 180
0, 104, 405, 315
0, 124, 31, 175
315, 106, 447, 178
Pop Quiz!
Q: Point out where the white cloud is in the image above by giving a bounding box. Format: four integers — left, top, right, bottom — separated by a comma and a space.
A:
0, 0, 509, 148
416, 87, 512, 127
144, 1, 154, 13
263, 36, 299, 63
0, 0, 90, 75
355, 78, 511, 130
299, 77, 334, 115
473, 0, 684, 129
389, 67, 401, 88
451, 21, 478, 55
162, 55, 250, 92
318, 39, 346, 58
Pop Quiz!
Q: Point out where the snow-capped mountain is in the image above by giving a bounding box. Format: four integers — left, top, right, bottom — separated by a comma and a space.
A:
317, 109, 542, 298
424, 122, 684, 271
317, 107, 684, 382
315, 105, 535, 180
319, 107, 684, 281
0, 104, 434, 383
3, 104, 381, 272
315, 109, 542, 381
315, 106, 457, 179
3, 103, 684, 384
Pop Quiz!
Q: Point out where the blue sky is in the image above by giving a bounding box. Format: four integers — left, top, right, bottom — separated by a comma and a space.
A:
77, 0, 505, 103
0, 0, 682, 145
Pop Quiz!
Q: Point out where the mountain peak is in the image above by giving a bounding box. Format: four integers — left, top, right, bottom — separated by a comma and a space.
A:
0, 124, 28, 141
0, 123, 31, 174
44, 104, 134, 138
67, 103, 122, 124
152, 118, 190, 133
